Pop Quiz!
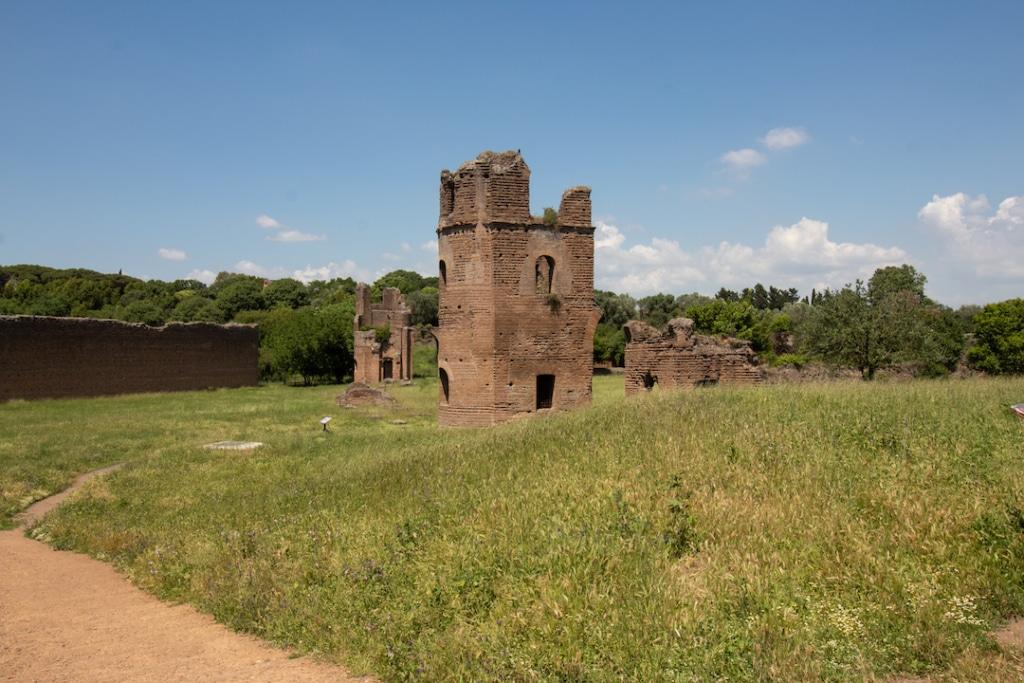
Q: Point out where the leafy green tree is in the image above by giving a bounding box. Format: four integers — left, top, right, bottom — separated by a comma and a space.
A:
216, 278, 266, 319
917, 305, 966, 376
802, 271, 964, 379
593, 323, 626, 365
406, 287, 439, 327
715, 287, 740, 302
170, 296, 224, 323
264, 278, 309, 309
29, 294, 73, 317
542, 207, 558, 226
743, 284, 770, 310
675, 292, 712, 312
372, 270, 435, 296
314, 303, 357, 383
685, 299, 759, 339
259, 303, 355, 384
956, 304, 982, 334
767, 286, 799, 310
170, 279, 208, 294
638, 293, 679, 329
868, 265, 927, 303
307, 278, 356, 307
594, 290, 637, 328
122, 300, 166, 326
803, 283, 882, 378
967, 299, 1024, 374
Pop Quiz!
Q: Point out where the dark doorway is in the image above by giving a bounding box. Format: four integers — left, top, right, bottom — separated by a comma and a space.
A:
439, 368, 450, 404
642, 371, 657, 390
536, 374, 555, 409
382, 359, 393, 380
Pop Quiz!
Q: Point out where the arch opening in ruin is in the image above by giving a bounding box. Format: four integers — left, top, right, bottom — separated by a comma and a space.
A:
535, 255, 554, 294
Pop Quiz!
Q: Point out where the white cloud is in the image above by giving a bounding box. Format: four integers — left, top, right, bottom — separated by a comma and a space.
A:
256, 214, 282, 230
158, 247, 187, 261
595, 218, 907, 295
421, 240, 438, 253
185, 269, 216, 284
919, 192, 1024, 279
229, 259, 372, 284
292, 260, 371, 283
257, 214, 326, 243
761, 127, 810, 150
266, 229, 326, 243
231, 260, 288, 279
720, 148, 766, 171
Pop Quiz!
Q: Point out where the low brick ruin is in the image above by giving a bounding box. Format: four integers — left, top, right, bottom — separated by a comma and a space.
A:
0, 315, 258, 401
435, 150, 601, 426
352, 284, 413, 384
335, 382, 395, 407
623, 317, 765, 395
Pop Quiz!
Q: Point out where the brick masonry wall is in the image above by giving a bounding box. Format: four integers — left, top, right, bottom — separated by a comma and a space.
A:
353, 284, 413, 383
436, 151, 600, 427
623, 319, 765, 396
0, 315, 259, 401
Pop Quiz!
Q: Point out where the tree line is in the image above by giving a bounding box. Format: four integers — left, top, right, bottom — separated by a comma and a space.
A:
595, 265, 1021, 379
2, 263, 1021, 382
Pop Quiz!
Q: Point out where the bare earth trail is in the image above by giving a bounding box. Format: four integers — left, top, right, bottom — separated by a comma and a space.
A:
0, 466, 370, 682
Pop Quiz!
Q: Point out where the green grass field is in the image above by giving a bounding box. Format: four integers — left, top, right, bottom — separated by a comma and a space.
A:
3, 375, 1024, 681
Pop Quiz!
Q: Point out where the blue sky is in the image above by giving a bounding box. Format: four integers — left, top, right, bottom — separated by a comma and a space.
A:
1, 1, 1021, 305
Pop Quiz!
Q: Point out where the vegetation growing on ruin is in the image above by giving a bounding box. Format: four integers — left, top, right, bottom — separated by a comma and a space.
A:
542, 206, 559, 226
6, 375, 1024, 681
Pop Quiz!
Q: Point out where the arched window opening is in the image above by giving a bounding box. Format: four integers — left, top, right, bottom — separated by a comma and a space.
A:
535, 255, 555, 294
439, 260, 447, 287
642, 371, 658, 391
439, 368, 450, 404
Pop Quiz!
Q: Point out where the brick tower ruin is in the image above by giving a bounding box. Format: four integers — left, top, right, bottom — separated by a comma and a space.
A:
353, 284, 413, 384
435, 150, 601, 426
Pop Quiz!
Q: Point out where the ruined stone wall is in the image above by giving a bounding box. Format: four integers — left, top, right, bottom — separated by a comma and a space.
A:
436, 151, 600, 426
623, 318, 765, 396
0, 315, 258, 402
353, 284, 413, 383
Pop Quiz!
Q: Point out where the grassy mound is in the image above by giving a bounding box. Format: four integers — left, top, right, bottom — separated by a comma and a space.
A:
8, 376, 1024, 680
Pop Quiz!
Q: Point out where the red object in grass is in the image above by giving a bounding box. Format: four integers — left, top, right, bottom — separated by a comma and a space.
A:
1013, 404, 1024, 420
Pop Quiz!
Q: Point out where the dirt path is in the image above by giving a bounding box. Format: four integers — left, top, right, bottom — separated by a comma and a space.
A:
889, 619, 1024, 682
0, 466, 370, 682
